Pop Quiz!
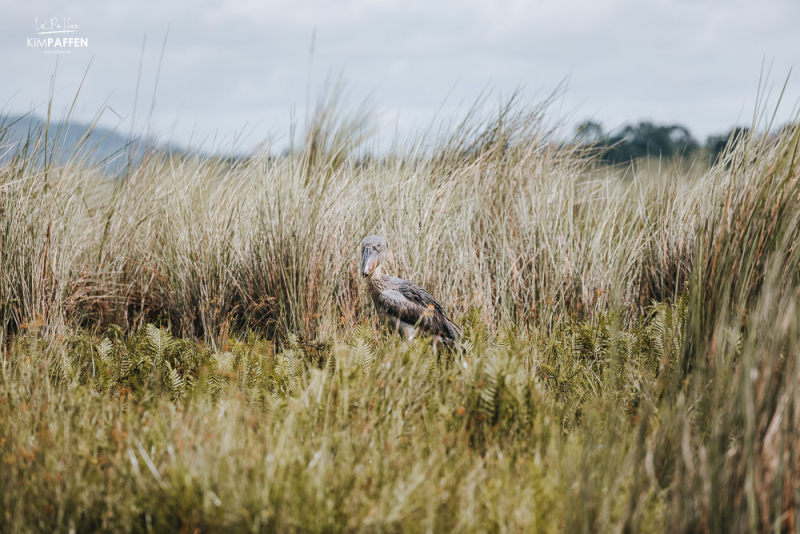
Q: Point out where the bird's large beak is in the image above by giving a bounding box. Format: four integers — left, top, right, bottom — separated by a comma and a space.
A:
360, 248, 379, 277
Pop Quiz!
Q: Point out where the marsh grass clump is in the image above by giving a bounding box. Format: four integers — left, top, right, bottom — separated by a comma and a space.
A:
0, 304, 673, 532
0, 94, 706, 341
1, 95, 800, 531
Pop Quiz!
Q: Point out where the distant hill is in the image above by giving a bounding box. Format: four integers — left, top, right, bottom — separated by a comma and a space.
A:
0, 114, 173, 173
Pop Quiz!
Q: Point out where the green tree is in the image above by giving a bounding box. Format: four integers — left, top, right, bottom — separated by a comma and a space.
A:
604, 121, 699, 164
575, 120, 700, 164
706, 126, 749, 163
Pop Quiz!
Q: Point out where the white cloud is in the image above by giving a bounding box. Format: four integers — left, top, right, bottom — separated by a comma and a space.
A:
2, 0, 798, 150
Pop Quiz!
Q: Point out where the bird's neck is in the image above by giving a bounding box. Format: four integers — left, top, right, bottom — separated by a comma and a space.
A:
367, 266, 389, 290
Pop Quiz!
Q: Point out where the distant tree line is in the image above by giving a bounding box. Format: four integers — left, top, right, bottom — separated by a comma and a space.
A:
575, 120, 753, 165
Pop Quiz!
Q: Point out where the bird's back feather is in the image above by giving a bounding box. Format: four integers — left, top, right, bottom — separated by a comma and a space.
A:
373, 277, 460, 342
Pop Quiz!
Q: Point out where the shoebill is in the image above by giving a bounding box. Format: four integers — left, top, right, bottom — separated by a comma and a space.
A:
360, 235, 460, 344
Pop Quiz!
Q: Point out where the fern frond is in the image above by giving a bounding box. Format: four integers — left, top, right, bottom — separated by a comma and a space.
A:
145, 324, 175, 365
165, 361, 184, 399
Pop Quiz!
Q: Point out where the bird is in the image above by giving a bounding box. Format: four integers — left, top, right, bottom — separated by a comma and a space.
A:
359, 235, 460, 345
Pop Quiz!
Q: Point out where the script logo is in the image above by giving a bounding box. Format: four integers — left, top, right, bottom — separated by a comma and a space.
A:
27, 17, 89, 54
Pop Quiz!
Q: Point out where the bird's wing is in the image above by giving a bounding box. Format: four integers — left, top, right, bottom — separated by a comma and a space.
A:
379, 279, 460, 341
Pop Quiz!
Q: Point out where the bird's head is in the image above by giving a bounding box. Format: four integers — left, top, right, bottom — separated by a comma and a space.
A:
360, 235, 387, 278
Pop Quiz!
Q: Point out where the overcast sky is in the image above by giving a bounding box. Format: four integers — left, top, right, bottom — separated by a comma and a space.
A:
3, 0, 799, 152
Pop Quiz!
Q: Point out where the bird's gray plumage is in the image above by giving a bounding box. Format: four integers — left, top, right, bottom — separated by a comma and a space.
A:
360, 235, 460, 344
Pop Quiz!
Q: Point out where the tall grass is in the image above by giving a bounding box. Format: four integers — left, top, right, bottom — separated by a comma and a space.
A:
0, 96, 705, 341
1, 94, 799, 532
